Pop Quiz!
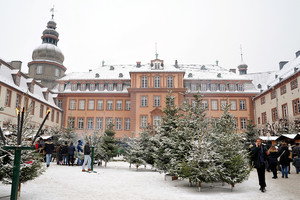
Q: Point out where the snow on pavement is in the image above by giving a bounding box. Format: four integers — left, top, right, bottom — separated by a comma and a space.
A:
0, 159, 299, 200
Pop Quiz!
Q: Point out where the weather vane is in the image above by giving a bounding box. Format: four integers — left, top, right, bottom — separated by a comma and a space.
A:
155, 42, 158, 59
240, 44, 244, 62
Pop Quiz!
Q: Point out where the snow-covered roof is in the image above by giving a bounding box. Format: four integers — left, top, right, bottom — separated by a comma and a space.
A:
259, 136, 279, 141
243, 71, 277, 91
0, 59, 61, 110
60, 63, 250, 81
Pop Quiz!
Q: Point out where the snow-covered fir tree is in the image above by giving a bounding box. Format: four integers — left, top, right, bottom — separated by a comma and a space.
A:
96, 124, 118, 167
139, 126, 157, 167
123, 137, 145, 170
154, 92, 181, 175
0, 107, 44, 191
211, 105, 251, 186
244, 120, 257, 148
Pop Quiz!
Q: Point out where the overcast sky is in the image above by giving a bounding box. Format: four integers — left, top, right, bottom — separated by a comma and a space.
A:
1, 0, 300, 74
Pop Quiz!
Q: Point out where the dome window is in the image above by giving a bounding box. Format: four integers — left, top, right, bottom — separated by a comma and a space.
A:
110, 66, 114, 70
119, 73, 123, 78
95, 73, 100, 78
201, 65, 206, 70
257, 84, 262, 89
36, 66, 43, 74
217, 73, 222, 78
188, 73, 193, 78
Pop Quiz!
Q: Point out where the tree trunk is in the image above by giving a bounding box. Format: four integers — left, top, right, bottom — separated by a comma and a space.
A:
105, 161, 107, 167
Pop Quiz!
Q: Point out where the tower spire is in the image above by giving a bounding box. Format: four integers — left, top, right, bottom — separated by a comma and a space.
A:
155, 42, 158, 59
240, 44, 244, 63
50, 5, 55, 19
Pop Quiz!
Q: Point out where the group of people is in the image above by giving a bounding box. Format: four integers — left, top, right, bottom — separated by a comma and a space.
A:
36, 138, 93, 171
250, 138, 300, 193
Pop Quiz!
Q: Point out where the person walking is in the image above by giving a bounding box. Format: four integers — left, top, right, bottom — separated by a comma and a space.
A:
44, 138, 54, 167
278, 142, 290, 178
82, 141, 91, 172
77, 140, 83, 165
268, 145, 278, 179
250, 138, 269, 192
62, 141, 68, 165
292, 143, 300, 174
68, 142, 76, 166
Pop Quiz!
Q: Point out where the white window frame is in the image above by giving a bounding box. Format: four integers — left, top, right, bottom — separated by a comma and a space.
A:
221, 100, 227, 110
96, 118, 103, 130
154, 96, 161, 107
125, 118, 130, 130
97, 100, 103, 110
141, 116, 148, 128
153, 116, 162, 128
141, 76, 148, 88
241, 118, 247, 130
79, 100, 85, 110
116, 118, 122, 130
240, 100, 246, 110
167, 76, 173, 88
230, 100, 237, 110
116, 100, 122, 110
125, 101, 131, 111
69, 100, 76, 110
87, 118, 94, 130
202, 100, 208, 110
212, 100, 218, 110
141, 96, 148, 107
88, 100, 94, 110
106, 118, 113, 129
78, 118, 84, 129
154, 76, 160, 88
107, 100, 113, 110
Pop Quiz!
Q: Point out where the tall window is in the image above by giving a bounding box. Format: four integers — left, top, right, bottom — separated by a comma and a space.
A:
141, 116, 148, 128
280, 85, 286, 95
240, 118, 247, 130
88, 100, 94, 110
154, 76, 160, 88
116, 118, 122, 130
90, 84, 95, 91
108, 84, 113, 91
117, 84, 122, 91
230, 100, 236, 110
16, 94, 21, 109
211, 100, 218, 110
238, 84, 243, 91
282, 104, 288, 119
202, 100, 208, 110
229, 84, 234, 91
116, 100, 122, 110
80, 84, 86, 91
220, 84, 225, 91
5, 90, 11, 107
79, 100, 85, 110
106, 118, 113, 128
239, 100, 246, 110
68, 117, 75, 129
271, 108, 278, 122
96, 118, 103, 130
71, 84, 77, 91
291, 79, 298, 90
39, 105, 44, 118
125, 118, 130, 130
107, 100, 113, 110
167, 76, 173, 88
99, 84, 104, 91
125, 101, 131, 111
154, 96, 161, 107
220, 100, 227, 110
78, 118, 84, 129
97, 100, 104, 110
141, 96, 148, 107
31, 101, 35, 115
211, 84, 216, 91
87, 118, 94, 130
141, 76, 148, 88
261, 112, 267, 124
36, 66, 43, 74
69, 100, 76, 110
153, 116, 162, 128
261, 97, 265, 105
271, 90, 276, 99
201, 83, 207, 91
292, 98, 300, 116
57, 99, 62, 109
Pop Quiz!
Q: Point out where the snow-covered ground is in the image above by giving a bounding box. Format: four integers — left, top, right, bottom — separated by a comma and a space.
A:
0, 158, 299, 200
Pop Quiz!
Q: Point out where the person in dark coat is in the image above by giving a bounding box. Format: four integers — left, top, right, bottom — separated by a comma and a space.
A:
278, 142, 290, 178
68, 142, 76, 166
44, 138, 54, 167
58, 145, 63, 165
268, 145, 278, 179
250, 138, 269, 192
62, 141, 68, 165
82, 141, 91, 172
292, 143, 300, 174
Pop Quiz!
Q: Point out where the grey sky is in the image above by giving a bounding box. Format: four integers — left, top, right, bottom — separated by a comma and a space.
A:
1, 0, 300, 74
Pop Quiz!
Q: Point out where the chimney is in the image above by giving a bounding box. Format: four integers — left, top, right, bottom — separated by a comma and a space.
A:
229, 69, 236, 73
174, 60, 178, 68
9, 61, 22, 70
296, 50, 300, 58
279, 61, 288, 70
136, 61, 141, 68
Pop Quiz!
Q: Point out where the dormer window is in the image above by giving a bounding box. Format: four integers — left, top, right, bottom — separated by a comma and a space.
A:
71, 83, 77, 91
43, 90, 49, 101
117, 84, 123, 91
59, 84, 64, 91
151, 59, 164, 70
108, 84, 113, 91
80, 83, 86, 91
90, 83, 95, 91
36, 66, 43, 74
155, 63, 160, 69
